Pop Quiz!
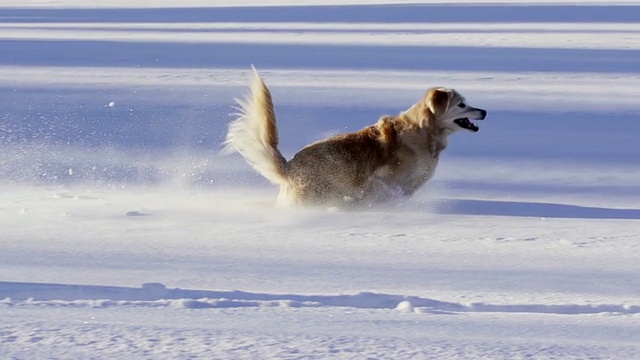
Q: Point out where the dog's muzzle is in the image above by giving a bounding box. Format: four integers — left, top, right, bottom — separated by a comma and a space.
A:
454, 108, 487, 132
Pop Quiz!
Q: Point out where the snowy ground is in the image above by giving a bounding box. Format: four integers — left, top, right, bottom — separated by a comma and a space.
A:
1, 1, 639, 359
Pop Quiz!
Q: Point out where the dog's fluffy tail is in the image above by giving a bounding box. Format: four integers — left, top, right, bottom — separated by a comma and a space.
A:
224, 67, 288, 185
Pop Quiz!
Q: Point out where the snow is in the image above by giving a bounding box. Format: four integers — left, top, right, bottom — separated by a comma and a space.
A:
1, 0, 639, 358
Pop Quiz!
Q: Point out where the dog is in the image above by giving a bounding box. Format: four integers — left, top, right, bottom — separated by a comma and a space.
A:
225, 68, 487, 208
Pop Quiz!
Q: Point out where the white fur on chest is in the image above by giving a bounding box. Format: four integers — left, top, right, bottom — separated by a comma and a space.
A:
370, 126, 447, 198
400, 128, 445, 191
415, 154, 439, 179
372, 153, 439, 197
406, 155, 439, 191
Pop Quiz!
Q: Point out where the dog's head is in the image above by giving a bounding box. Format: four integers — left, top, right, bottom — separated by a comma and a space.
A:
425, 87, 487, 133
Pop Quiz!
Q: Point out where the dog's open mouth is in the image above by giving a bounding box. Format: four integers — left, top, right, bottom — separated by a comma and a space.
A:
454, 118, 479, 132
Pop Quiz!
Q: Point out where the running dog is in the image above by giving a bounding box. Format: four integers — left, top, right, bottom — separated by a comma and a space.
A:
225, 68, 487, 207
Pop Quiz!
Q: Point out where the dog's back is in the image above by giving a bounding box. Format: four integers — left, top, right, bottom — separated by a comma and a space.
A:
284, 126, 393, 205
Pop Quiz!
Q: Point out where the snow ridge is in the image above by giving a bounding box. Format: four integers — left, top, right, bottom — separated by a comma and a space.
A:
2, 282, 638, 315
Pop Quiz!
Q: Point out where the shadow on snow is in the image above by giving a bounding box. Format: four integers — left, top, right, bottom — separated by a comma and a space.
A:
436, 199, 640, 220
1, 5, 639, 24
1, 281, 638, 315
2, 41, 640, 73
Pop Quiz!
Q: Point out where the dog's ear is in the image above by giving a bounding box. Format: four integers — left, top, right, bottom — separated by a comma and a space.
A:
426, 88, 451, 118
376, 116, 397, 157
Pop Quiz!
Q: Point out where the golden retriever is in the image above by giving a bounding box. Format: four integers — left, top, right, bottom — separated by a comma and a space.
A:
225, 68, 487, 208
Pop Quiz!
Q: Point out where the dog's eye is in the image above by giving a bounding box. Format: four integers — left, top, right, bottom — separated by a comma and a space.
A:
458, 103, 466, 108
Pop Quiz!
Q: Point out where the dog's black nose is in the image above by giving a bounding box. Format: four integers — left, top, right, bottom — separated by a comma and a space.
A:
479, 109, 487, 119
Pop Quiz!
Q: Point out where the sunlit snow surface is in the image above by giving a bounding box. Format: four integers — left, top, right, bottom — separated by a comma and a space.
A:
1, 1, 639, 359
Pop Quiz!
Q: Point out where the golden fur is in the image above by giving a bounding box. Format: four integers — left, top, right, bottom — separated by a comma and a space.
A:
225, 68, 487, 208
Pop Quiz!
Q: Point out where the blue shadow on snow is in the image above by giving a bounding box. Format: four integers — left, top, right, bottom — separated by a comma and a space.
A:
2, 41, 639, 74
1, 5, 639, 24
436, 199, 640, 220
2, 281, 639, 315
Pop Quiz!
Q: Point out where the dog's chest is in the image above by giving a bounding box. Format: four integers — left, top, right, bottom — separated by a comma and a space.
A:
397, 131, 442, 188
374, 148, 439, 196
406, 155, 439, 187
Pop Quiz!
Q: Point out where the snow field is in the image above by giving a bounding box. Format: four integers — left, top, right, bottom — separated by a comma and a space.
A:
1, 0, 639, 358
